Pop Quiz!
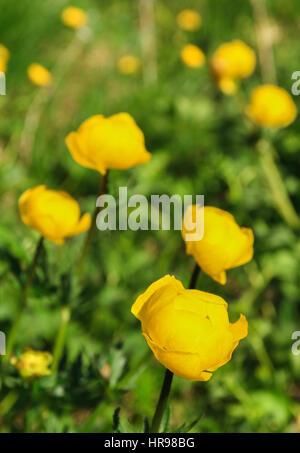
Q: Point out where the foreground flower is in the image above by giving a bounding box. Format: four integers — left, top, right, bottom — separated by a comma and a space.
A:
246, 84, 297, 129
19, 185, 91, 245
66, 113, 151, 174
181, 44, 205, 68
182, 205, 254, 284
176, 9, 202, 31
61, 6, 87, 29
117, 55, 141, 74
132, 275, 248, 381
11, 349, 52, 379
27, 63, 52, 87
211, 40, 256, 95
0, 44, 10, 72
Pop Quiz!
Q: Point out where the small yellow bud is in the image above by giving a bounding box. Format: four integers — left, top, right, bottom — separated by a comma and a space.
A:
27, 63, 52, 87
61, 6, 87, 30
181, 44, 205, 68
176, 9, 202, 31
11, 349, 53, 379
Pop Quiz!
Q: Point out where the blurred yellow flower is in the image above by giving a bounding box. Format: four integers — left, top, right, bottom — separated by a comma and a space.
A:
246, 84, 297, 129
181, 44, 205, 68
0, 59, 7, 73
19, 185, 91, 245
0, 44, 10, 61
66, 113, 151, 175
182, 205, 254, 284
0, 44, 10, 73
61, 6, 87, 29
132, 275, 248, 381
211, 40, 256, 94
11, 349, 52, 379
217, 77, 238, 95
27, 63, 52, 87
117, 55, 141, 74
176, 9, 202, 31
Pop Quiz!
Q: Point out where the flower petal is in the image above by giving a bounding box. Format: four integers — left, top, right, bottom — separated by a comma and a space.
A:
69, 212, 91, 237
131, 275, 183, 319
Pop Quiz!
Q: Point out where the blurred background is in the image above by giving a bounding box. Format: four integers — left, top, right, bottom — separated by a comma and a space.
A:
0, 0, 300, 433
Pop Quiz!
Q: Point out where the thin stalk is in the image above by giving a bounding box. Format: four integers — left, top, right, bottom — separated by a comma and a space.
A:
51, 307, 71, 373
138, 0, 157, 85
5, 236, 44, 361
150, 263, 201, 433
19, 33, 88, 164
189, 262, 200, 289
250, 0, 277, 84
257, 139, 300, 230
150, 369, 173, 433
77, 171, 109, 275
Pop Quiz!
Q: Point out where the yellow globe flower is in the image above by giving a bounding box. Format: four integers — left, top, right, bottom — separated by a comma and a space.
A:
246, 84, 297, 129
11, 349, 52, 379
181, 44, 205, 68
176, 9, 202, 31
0, 58, 7, 73
117, 55, 141, 74
182, 206, 254, 284
27, 63, 52, 87
0, 44, 10, 61
211, 40, 256, 92
132, 275, 248, 381
0, 44, 10, 73
61, 6, 87, 30
19, 185, 91, 245
217, 77, 238, 95
66, 113, 151, 175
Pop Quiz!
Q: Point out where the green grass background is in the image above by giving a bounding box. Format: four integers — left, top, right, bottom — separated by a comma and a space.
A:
0, 0, 300, 433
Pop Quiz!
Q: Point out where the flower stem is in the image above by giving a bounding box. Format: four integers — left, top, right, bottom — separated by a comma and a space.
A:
51, 307, 71, 373
150, 368, 173, 433
150, 263, 201, 433
138, 0, 157, 85
77, 171, 109, 275
189, 262, 200, 289
5, 236, 44, 361
257, 139, 300, 230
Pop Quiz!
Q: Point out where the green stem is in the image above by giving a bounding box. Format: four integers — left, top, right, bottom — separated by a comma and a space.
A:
189, 262, 200, 289
51, 307, 71, 373
257, 139, 300, 230
4, 236, 44, 361
77, 171, 109, 275
150, 263, 201, 433
150, 369, 173, 433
